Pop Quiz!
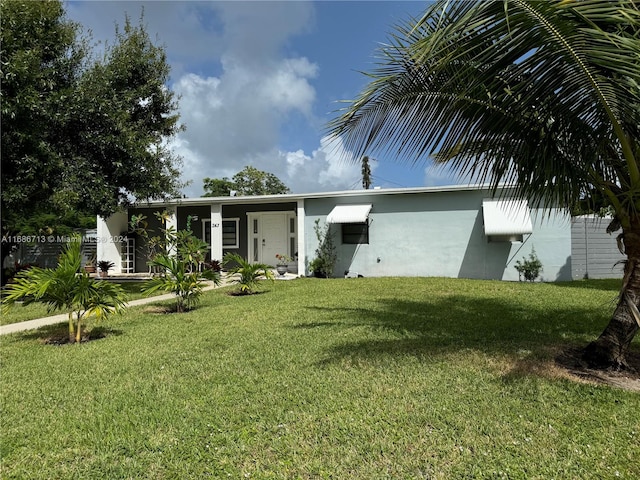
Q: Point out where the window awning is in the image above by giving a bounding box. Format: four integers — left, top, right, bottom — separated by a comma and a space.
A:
482, 199, 533, 236
326, 204, 372, 224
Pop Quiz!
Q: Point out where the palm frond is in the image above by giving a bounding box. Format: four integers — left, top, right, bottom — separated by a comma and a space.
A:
326, 0, 640, 214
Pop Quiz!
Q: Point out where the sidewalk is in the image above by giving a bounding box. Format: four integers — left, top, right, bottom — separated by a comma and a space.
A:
0, 272, 297, 336
0, 283, 223, 336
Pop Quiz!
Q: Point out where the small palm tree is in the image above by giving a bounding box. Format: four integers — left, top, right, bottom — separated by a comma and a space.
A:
223, 253, 273, 295
2, 237, 127, 343
142, 253, 220, 313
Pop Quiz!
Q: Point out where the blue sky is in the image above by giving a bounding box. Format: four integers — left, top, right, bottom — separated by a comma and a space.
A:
67, 1, 459, 197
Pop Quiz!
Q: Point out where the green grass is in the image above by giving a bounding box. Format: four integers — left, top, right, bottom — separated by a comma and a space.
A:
1, 277, 638, 479
1, 281, 154, 325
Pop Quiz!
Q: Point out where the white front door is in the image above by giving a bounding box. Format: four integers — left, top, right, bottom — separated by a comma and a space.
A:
248, 212, 296, 265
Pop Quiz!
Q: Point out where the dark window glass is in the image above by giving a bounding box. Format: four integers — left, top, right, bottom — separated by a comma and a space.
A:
222, 220, 238, 247
342, 222, 369, 244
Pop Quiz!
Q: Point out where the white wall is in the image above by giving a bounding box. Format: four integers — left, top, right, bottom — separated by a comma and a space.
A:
304, 190, 572, 281
96, 211, 128, 274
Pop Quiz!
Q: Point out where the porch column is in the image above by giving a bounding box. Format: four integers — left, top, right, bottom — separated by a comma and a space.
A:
166, 207, 178, 256
296, 199, 305, 276
210, 203, 223, 261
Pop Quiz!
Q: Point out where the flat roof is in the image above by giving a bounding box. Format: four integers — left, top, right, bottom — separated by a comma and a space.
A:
134, 183, 512, 208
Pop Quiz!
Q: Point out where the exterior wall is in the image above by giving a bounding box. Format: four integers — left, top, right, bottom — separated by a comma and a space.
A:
97, 211, 128, 274
210, 204, 223, 262
304, 190, 572, 281
177, 205, 210, 240
571, 216, 625, 279
296, 199, 306, 275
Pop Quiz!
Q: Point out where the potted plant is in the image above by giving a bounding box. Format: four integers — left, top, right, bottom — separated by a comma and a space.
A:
275, 253, 292, 276
97, 260, 115, 278
309, 257, 326, 278
84, 256, 96, 275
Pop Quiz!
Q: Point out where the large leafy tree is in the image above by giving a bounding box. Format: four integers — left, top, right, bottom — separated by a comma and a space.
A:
202, 177, 237, 197
203, 166, 290, 197
1, 1, 184, 280
59, 16, 184, 219
1, 0, 85, 230
327, 0, 640, 369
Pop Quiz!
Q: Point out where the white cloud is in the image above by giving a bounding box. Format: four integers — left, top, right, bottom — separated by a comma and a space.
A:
163, 1, 364, 196
67, 1, 366, 197
281, 136, 361, 193
172, 53, 320, 195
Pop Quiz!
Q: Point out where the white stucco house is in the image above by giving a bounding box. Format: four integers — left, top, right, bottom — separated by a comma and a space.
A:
96, 184, 573, 281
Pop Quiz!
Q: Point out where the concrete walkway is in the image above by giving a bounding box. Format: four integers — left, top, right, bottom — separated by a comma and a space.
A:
0, 283, 223, 336
0, 273, 298, 336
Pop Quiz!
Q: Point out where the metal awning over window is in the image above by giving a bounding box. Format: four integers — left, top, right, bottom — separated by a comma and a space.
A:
326, 204, 372, 224
482, 199, 532, 237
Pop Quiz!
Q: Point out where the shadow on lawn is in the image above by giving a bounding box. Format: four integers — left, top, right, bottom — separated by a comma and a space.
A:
552, 278, 622, 292
9, 324, 124, 345
303, 293, 634, 378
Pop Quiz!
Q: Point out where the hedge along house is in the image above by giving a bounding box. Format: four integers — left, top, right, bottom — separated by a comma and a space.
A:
96, 184, 572, 281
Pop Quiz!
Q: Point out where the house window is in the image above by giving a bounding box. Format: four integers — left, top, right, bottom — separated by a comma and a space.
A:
202, 219, 211, 245
222, 218, 239, 248
342, 222, 369, 244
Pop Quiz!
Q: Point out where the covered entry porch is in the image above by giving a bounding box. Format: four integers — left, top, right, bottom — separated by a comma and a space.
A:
96, 198, 305, 275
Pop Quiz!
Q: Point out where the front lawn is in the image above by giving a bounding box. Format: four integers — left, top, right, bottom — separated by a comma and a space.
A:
1, 277, 638, 478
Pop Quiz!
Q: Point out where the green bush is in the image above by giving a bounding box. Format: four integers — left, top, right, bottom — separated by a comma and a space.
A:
515, 248, 543, 282
309, 219, 337, 278
138, 212, 220, 312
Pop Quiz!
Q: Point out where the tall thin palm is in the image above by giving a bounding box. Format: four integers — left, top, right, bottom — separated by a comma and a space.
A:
328, 0, 640, 368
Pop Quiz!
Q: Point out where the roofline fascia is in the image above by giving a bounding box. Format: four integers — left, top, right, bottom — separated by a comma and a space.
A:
132, 183, 518, 209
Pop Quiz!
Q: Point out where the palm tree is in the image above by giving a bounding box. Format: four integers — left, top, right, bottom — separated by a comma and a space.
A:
327, 0, 640, 369
223, 253, 274, 295
142, 253, 221, 313
2, 237, 127, 343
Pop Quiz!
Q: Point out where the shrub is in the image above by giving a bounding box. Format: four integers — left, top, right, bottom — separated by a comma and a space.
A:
137, 211, 221, 312
141, 254, 220, 312
515, 248, 543, 282
97, 260, 115, 273
310, 219, 337, 278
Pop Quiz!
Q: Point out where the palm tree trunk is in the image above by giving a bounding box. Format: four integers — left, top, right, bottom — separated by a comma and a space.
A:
75, 314, 83, 344
68, 312, 75, 344
583, 228, 640, 370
